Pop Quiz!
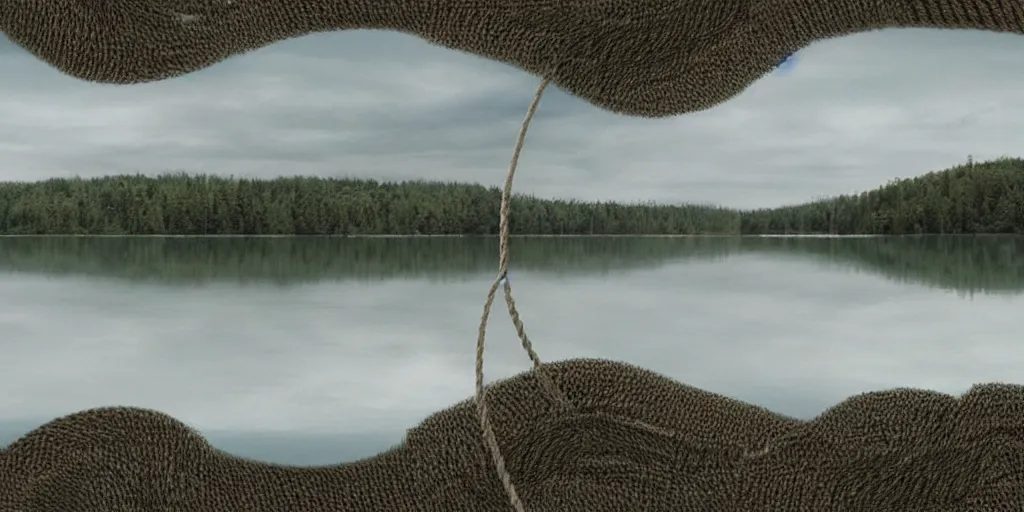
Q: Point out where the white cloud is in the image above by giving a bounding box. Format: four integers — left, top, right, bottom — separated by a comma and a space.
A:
0, 28, 1022, 207
2, 261, 1021, 434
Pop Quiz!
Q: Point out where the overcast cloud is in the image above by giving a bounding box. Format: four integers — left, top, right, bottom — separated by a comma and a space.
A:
2, 28, 1022, 209
3, 258, 1022, 462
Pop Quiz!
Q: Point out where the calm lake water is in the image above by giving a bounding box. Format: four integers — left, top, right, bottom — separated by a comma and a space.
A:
1, 235, 1021, 465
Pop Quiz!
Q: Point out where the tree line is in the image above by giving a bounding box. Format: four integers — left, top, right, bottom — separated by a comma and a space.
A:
0, 157, 1020, 235
741, 156, 1024, 235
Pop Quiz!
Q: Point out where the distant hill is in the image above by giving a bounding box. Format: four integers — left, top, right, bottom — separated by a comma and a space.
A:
0, 157, 1021, 235
741, 157, 1024, 235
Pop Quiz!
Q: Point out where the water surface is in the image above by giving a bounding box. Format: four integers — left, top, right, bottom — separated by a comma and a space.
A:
1, 235, 1021, 465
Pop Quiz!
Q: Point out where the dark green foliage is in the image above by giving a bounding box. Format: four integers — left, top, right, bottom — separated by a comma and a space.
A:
0, 173, 739, 235
740, 157, 1024, 235
0, 158, 1020, 235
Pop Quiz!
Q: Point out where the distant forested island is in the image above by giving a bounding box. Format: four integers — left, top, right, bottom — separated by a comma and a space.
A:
0, 157, 1020, 235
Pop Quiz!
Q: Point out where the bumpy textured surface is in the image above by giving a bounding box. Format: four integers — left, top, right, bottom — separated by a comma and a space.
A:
3, 1, 1024, 510
1, 0, 1022, 116
2, 358, 1023, 511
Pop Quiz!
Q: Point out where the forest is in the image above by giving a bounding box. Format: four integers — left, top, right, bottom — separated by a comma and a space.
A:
0, 157, 1020, 235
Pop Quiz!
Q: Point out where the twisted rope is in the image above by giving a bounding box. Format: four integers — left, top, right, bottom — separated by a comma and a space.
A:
474, 77, 572, 512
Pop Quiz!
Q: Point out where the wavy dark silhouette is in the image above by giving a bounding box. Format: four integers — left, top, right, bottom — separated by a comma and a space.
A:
2, 0, 1022, 116
4, 1, 1024, 509
3, 359, 1023, 511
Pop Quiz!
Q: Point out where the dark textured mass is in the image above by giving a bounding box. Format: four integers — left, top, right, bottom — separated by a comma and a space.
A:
1, 358, 1023, 511
2, 1, 1024, 509
0, 0, 1022, 116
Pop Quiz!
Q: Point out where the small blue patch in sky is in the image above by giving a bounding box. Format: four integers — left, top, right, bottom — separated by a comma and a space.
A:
774, 52, 798, 75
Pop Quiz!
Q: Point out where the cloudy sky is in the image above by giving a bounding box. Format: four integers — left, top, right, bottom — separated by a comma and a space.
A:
4, 256, 1023, 463
2, 28, 1022, 210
